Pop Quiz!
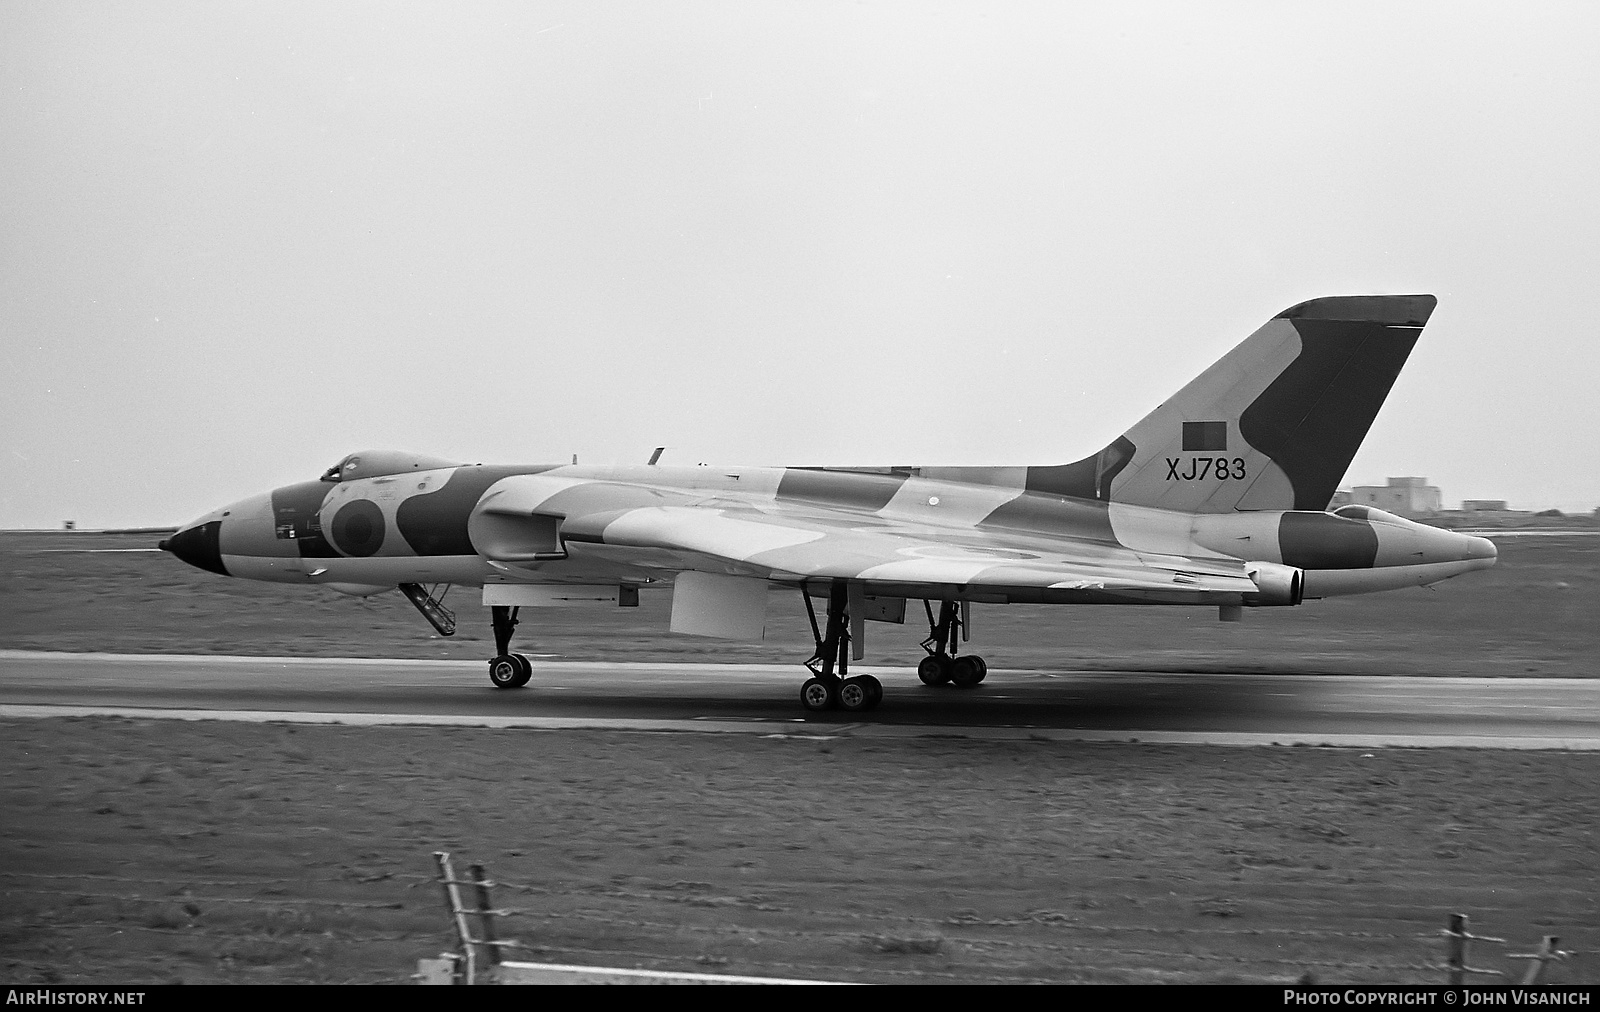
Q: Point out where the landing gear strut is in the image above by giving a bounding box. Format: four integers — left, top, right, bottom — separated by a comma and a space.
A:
917, 600, 986, 688
799, 581, 881, 713
488, 605, 532, 689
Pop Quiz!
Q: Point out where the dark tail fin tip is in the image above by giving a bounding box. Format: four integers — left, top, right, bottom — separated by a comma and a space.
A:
1276, 294, 1436, 327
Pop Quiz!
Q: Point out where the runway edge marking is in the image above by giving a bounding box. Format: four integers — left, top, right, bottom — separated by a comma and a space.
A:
4, 703, 1598, 751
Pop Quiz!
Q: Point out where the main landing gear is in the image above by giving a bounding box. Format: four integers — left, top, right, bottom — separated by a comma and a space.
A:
798, 581, 882, 713
488, 605, 532, 689
396, 585, 528, 690
917, 600, 987, 689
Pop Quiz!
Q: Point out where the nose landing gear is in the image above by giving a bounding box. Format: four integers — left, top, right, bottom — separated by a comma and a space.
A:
488, 605, 531, 689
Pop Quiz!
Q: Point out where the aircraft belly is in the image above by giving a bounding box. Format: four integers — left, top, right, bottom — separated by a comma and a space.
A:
221, 556, 317, 583
1301, 559, 1494, 598
298, 555, 492, 586
483, 585, 621, 607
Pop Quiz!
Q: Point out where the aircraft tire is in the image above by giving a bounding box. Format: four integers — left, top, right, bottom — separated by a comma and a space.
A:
951, 655, 984, 688
971, 656, 988, 683
510, 653, 533, 688
917, 655, 952, 686
861, 674, 883, 708
838, 675, 880, 712
800, 677, 837, 712
489, 655, 526, 689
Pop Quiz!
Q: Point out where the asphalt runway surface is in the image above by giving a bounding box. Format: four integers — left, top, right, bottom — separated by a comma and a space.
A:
3, 650, 1597, 749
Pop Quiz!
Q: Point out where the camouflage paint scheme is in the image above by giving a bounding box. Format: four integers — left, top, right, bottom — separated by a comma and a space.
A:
164, 296, 1495, 633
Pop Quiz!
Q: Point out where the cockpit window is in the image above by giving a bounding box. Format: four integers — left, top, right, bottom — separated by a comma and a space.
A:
320, 456, 360, 482
319, 450, 461, 482
1334, 503, 1429, 530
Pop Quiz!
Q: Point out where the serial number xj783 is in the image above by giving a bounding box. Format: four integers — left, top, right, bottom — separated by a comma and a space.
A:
1165, 457, 1248, 481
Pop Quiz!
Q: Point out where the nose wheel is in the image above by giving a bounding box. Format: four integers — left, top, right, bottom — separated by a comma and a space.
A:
487, 606, 532, 689
489, 653, 532, 688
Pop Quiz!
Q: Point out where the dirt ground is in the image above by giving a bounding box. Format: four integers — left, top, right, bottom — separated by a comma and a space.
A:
1, 530, 1597, 984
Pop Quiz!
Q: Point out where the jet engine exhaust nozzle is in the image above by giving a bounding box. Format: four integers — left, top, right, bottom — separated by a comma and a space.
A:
1244, 561, 1304, 607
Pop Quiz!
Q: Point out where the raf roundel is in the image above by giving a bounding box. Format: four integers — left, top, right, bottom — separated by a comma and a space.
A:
330, 500, 386, 557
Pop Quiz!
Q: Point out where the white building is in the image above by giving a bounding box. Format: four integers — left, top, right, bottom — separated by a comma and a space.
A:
1344, 477, 1442, 518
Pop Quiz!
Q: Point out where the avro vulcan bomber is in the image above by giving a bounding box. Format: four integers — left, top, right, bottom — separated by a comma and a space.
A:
163, 295, 1496, 712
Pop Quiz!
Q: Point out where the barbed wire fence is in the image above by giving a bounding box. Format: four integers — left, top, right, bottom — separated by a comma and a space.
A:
413, 853, 1581, 985
1, 862, 1578, 984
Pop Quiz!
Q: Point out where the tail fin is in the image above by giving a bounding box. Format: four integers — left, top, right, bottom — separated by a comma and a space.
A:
1026, 295, 1437, 513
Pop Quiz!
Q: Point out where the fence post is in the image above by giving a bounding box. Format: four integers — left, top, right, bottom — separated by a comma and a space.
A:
470, 863, 502, 974
1517, 936, 1562, 985
433, 851, 480, 985
1446, 913, 1468, 986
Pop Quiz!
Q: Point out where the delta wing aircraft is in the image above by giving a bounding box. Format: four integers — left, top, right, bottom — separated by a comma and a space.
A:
163, 295, 1496, 712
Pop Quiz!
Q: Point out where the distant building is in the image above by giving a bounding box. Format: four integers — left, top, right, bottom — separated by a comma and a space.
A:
1461, 499, 1510, 512
1346, 477, 1442, 518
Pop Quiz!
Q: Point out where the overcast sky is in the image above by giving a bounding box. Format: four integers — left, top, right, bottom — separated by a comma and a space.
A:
3, 1, 1596, 528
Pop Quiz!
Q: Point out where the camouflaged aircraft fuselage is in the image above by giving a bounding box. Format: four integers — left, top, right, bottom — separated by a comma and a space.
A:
162, 295, 1496, 708
166, 455, 1493, 606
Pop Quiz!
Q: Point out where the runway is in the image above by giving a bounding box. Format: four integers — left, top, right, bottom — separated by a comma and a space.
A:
3, 650, 1597, 748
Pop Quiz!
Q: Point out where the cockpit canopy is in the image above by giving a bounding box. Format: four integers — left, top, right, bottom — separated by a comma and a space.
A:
319, 450, 463, 483
1332, 503, 1430, 531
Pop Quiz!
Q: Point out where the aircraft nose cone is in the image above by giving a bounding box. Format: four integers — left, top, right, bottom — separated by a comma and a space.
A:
165, 521, 229, 575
